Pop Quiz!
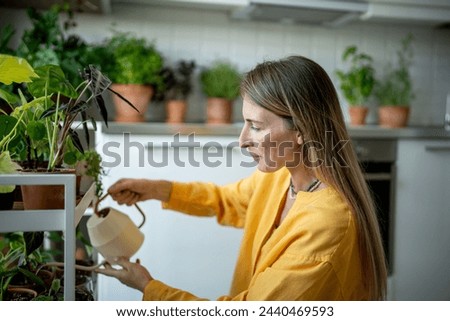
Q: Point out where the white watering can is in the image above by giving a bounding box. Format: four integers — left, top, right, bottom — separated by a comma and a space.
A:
87, 193, 145, 262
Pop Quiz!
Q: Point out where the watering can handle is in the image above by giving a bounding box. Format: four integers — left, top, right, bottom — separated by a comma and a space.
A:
94, 192, 146, 228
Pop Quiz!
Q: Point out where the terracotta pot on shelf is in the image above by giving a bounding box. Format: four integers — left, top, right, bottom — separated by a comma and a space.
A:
20, 169, 80, 210
206, 98, 233, 124
165, 100, 187, 123
348, 106, 369, 126
378, 105, 410, 128
111, 84, 153, 123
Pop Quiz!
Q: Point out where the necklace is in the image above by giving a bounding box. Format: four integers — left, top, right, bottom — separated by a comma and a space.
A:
289, 178, 321, 198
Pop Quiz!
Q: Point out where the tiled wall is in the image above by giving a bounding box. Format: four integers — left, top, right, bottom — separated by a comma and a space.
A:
1, 4, 449, 126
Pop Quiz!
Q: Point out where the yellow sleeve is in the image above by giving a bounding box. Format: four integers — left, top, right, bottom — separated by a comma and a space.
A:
161, 171, 258, 228
142, 254, 342, 301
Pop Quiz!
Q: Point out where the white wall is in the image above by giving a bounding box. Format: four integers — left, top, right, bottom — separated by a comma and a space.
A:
1, 4, 449, 125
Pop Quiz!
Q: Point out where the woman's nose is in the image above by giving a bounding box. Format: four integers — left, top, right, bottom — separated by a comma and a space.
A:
239, 125, 252, 148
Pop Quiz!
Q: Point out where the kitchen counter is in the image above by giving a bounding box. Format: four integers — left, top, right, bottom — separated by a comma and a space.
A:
101, 122, 450, 139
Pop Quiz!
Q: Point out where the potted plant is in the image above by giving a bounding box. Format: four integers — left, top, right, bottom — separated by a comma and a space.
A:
161, 60, 196, 123
99, 32, 165, 122
336, 45, 376, 126
0, 55, 37, 210
67, 148, 106, 198
200, 60, 241, 124
375, 34, 414, 128
0, 54, 137, 209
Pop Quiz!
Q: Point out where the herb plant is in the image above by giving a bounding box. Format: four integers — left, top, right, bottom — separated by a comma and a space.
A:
161, 60, 196, 101
336, 46, 376, 106
200, 61, 241, 100
375, 34, 415, 106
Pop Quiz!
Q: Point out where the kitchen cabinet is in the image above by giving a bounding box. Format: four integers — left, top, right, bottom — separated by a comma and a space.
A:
391, 139, 450, 300
95, 132, 255, 300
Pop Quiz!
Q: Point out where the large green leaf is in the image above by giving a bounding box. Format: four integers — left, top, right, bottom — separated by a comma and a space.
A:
0, 54, 38, 85
28, 65, 77, 99
0, 151, 17, 192
26, 120, 46, 140
0, 115, 17, 140
0, 87, 18, 105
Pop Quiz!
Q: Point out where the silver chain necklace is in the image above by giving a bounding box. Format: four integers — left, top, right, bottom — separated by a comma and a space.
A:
289, 178, 321, 198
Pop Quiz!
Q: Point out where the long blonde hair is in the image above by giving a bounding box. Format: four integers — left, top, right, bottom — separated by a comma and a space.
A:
241, 56, 387, 300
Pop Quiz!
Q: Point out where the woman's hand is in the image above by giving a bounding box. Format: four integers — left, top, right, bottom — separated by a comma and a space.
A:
96, 257, 153, 292
107, 178, 172, 205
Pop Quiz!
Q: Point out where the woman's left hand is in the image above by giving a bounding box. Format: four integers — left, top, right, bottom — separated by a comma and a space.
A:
96, 257, 153, 292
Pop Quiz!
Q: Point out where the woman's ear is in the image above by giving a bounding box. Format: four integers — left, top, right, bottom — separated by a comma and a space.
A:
296, 132, 304, 145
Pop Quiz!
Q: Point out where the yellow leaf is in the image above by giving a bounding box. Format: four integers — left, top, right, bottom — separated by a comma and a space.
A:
0, 54, 39, 85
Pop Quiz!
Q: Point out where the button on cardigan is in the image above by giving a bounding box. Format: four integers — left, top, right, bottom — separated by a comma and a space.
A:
143, 167, 366, 300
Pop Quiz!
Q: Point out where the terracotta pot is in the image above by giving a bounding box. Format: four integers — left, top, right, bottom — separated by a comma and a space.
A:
378, 105, 410, 128
206, 98, 233, 124
111, 84, 153, 122
6, 287, 38, 301
348, 106, 369, 126
20, 169, 78, 210
166, 100, 187, 123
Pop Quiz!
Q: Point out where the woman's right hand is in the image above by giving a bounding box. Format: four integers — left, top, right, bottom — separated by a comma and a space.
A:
107, 178, 172, 206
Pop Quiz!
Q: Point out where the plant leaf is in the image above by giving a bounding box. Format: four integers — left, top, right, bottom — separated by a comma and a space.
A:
0, 115, 17, 140
69, 128, 84, 154
80, 110, 90, 147
23, 231, 44, 257
0, 87, 18, 105
93, 94, 108, 127
107, 87, 139, 112
28, 65, 78, 98
0, 54, 38, 85
26, 120, 46, 140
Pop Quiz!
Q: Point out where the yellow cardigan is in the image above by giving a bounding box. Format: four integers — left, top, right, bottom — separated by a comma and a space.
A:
143, 168, 366, 300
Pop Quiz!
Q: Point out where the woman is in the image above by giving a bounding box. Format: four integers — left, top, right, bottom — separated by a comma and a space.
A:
97, 56, 387, 300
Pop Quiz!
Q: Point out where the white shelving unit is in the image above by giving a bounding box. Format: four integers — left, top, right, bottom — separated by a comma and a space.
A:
0, 172, 96, 300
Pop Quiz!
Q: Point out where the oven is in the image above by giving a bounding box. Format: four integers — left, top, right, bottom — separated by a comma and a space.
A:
352, 139, 397, 274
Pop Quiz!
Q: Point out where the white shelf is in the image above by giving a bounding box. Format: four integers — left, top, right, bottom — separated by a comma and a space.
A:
0, 172, 96, 301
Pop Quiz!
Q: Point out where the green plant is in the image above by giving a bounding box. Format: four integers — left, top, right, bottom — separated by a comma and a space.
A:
200, 61, 241, 100
0, 232, 52, 300
161, 60, 196, 101
375, 34, 415, 106
102, 32, 165, 90
336, 46, 375, 106
0, 54, 138, 171
15, 5, 89, 86
0, 55, 37, 192
66, 148, 105, 197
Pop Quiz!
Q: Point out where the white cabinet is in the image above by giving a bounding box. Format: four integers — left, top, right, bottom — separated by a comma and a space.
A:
95, 132, 255, 300
392, 139, 450, 300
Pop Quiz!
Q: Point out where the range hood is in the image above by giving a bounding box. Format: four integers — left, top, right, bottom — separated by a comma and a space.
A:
0, 0, 112, 14
230, 0, 450, 27
231, 0, 368, 27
